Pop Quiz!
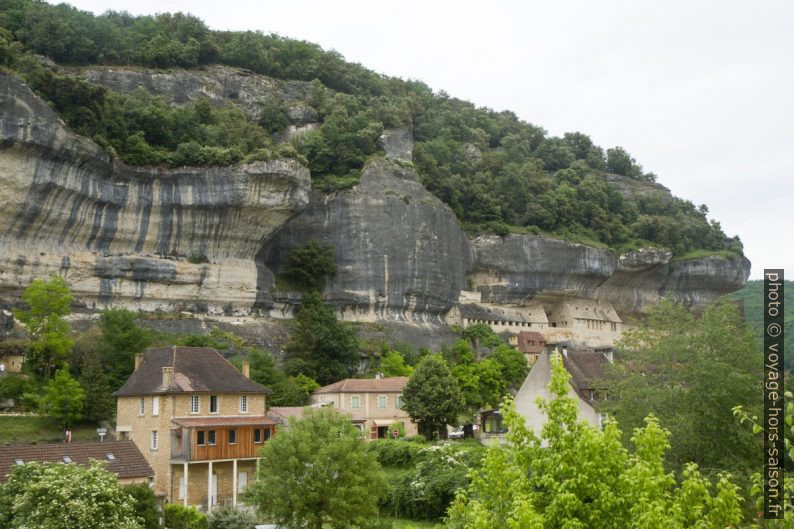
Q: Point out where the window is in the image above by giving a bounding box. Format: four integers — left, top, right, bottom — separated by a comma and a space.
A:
598, 413, 609, 429
228, 429, 237, 445
150, 431, 158, 450
350, 395, 361, 410
14, 459, 24, 466
63, 456, 72, 464
395, 395, 404, 409
239, 395, 248, 413
253, 429, 261, 443
209, 395, 219, 414
139, 397, 145, 416
377, 395, 388, 409
237, 471, 248, 492
263, 428, 271, 441
106, 454, 115, 461
197, 430, 205, 446
207, 430, 216, 445
190, 395, 199, 414
152, 396, 160, 416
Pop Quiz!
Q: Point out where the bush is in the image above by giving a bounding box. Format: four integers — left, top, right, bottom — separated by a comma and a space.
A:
164, 504, 208, 529
207, 506, 255, 529
366, 439, 426, 467
125, 484, 160, 529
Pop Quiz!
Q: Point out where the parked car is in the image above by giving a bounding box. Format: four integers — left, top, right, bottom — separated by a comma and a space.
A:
449, 424, 479, 439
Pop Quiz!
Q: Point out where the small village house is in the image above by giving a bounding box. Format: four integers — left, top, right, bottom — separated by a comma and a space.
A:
546, 300, 622, 346
0, 440, 154, 485
310, 375, 417, 439
114, 346, 275, 510
508, 330, 546, 365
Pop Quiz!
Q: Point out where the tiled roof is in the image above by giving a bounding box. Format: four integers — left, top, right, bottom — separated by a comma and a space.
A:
459, 303, 548, 323
516, 331, 545, 353
563, 351, 609, 399
0, 440, 153, 483
113, 347, 270, 396
172, 416, 276, 428
267, 407, 307, 423
557, 300, 621, 323
314, 377, 408, 394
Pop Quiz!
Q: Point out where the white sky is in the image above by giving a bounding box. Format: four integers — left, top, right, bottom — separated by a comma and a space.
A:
64, 0, 794, 279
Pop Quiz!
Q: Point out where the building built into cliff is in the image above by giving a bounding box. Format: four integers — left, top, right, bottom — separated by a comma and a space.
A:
546, 300, 622, 347
114, 347, 274, 510
310, 375, 417, 439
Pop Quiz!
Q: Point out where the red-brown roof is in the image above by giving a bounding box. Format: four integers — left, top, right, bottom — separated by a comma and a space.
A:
314, 377, 408, 394
267, 407, 307, 423
563, 351, 609, 400
0, 440, 153, 483
114, 347, 270, 396
171, 416, 276, 428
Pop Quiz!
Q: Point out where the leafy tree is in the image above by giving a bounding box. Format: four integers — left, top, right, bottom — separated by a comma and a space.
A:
207, 506, 256, 529
490, 344, 529, 390
379, 350, 413, 377
608, 298, 761, 473
446, 353, 744, 529
40, 368, 85, 430
284, 240, 337, 291
13, 276, 74, 381
125, 484, 160, 529
79, 351, 115, 423
402, 355, 463, 440
97, 307, 151, 389
284, 291, 358, 385
164, 504, 208, 529
0, 460, 141, 529
246, 407, 386, 529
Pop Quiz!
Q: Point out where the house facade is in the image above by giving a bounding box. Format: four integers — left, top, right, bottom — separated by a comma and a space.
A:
508, 330, 546, 365
546, 300, 622, 346
114, 346, 274, 510
310, 376, 418, 439
512, 349, 610, 437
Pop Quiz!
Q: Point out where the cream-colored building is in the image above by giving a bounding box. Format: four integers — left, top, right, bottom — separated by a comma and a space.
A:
114, 346, 274, 511
446, 302, 549, 334
310, 376, 418, 439
546, 300, 622, 346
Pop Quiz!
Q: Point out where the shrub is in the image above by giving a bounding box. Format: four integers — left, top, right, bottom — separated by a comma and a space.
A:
164, 504, 208, 529
366, 439, 426, 467
207, 505, 256, 529
125, 484, 160, 529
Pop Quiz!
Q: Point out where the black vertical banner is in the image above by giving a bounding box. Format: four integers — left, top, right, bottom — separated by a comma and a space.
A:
764, 269, 784, 518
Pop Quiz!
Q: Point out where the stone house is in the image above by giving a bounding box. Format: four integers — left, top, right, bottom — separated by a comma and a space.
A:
513, 349, 610, 435
310, 376, 418, 439
508, 330, 546, 365
546, 300, 622, 346
114, 346, 274, 510
0, 440, 153, 485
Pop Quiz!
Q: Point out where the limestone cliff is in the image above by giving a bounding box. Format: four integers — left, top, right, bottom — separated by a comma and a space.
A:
0, 72, 310, 313
0, 66, 751, 325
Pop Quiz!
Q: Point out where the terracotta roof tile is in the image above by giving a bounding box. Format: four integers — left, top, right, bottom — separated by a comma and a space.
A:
171, 416, 276, 428
314, 377, 408, 394
113, 347, 270, 396
0, 440, 153, 483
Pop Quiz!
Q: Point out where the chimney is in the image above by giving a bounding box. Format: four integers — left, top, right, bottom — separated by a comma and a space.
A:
242, 361, 250, 379
135, 353, 145, 370
162, 366, 173, 388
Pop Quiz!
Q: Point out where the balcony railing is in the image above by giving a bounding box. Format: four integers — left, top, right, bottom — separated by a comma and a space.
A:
201, 495, 234, 511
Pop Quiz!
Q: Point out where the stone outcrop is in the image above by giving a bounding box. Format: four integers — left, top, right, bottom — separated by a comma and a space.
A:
0, 72, 310, 313
259, 158, 472, 323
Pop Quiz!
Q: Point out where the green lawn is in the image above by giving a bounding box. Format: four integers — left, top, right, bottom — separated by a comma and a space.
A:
0, 415, 102, 445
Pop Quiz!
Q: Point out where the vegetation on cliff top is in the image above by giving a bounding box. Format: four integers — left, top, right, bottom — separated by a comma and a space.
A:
0, 0, 742, 257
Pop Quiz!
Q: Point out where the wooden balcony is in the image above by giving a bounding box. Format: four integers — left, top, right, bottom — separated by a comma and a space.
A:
170, 416, 276, 462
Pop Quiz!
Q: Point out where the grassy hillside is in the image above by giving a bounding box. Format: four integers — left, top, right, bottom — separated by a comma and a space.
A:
731, 279, 792, 373
0, 0, 742, 258
0, 415, 102, 444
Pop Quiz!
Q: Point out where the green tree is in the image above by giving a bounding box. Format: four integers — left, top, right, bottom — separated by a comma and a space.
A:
125, 484, 160, 529
284, 291, 358, 385
0, 460, 141, 529
284, 240, 337, 291
97, 307, 152, 389
246, 408, 386, 529
402, 355, 463, 440
379, 350, 413, 377
446, 353, 744, 529
608, 298, 761, 473
14, 276, 74, 381
40, 368, 85, 430
79, 352, 115, 423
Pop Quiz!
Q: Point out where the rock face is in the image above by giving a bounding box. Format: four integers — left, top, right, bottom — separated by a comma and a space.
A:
259, 158, 472, 323
0, 72, 310, 313
0, 66, 751, 325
